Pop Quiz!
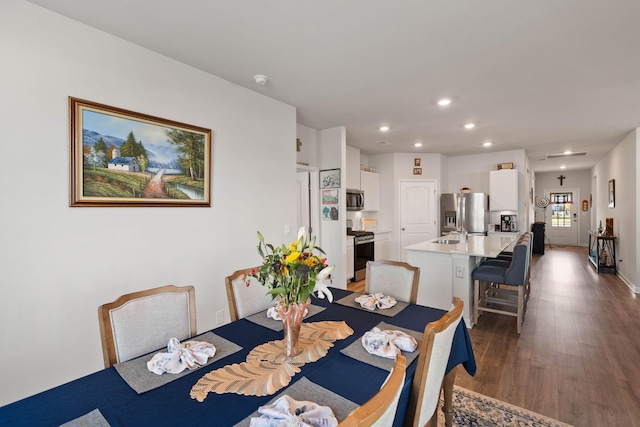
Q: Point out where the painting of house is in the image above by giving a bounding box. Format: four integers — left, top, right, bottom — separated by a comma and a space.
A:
108, 157, 140, 172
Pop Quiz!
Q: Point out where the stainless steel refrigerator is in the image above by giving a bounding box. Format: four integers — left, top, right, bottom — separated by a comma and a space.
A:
440, 193, 488, 236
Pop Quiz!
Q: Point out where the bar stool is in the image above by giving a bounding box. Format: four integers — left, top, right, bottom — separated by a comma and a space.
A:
473, 242, 530, 333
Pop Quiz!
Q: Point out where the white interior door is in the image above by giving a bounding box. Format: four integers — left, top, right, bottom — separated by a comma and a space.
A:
400, 180, 437, 261
296, 172, 310, 237
544, 188, 579, 246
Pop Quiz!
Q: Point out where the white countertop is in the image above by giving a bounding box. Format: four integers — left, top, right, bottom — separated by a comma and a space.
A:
404, 233, 515, 258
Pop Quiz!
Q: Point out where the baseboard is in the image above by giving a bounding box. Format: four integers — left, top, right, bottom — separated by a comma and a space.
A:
617, 272, 638, 293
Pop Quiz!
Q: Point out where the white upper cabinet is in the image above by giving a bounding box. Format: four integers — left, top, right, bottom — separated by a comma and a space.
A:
489, 169, 518, 211
361, 170, 379, 211
346, 145, 379, 210
346, 145, 360, 190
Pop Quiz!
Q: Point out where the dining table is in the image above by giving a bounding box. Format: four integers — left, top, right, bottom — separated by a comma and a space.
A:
0, 288, 476, 427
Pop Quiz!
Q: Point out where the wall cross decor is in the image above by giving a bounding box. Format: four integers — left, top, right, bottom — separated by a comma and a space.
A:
557, 175, 566, 186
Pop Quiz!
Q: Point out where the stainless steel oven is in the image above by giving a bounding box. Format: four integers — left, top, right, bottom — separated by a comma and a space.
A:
349, 231, 374, 281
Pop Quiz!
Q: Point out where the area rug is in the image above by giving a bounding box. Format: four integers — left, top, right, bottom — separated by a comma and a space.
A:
437, 386, 574, 427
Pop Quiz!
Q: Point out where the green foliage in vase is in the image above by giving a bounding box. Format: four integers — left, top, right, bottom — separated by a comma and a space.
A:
246, 226, 334, 307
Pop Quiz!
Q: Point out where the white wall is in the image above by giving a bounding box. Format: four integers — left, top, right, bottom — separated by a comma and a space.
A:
591, 129, 638, 292
369, 153, 445, 260
296, 123, 319, 166
0, 0, 297, 405
534, 169, 592, 246
447, 150, 529, 232
318, 127, 347, 289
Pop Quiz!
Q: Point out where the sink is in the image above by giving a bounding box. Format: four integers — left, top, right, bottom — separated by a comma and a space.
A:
434, 239, 460, 245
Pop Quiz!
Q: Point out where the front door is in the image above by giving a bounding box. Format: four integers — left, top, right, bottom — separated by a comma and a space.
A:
400, 180, 437, 261
544, 188, 579, 246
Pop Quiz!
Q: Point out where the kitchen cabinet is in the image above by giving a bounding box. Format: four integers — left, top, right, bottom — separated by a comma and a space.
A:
346, 145, 361, 190
489, 169, 518, 211
374, 232, 390, 261
360, 171, 379, 211
346, 236, 355, 281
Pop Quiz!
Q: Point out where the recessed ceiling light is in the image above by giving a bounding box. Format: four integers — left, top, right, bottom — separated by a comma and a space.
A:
483, 141, 492, 147
560, 165, 566, 169
464, 123, 476, 129
437, 98, 452, 106
414, 142, 423, 147
379, 126, 390, 132
564, 150, 572, 155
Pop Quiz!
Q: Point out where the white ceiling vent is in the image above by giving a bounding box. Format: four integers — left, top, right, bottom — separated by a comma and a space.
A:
546, 151, 587, 159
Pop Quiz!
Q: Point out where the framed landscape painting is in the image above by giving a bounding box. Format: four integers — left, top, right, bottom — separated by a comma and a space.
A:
70, 97, 212, 207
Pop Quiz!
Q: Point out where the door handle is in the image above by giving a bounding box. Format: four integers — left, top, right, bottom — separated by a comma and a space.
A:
402, 228, 405, 231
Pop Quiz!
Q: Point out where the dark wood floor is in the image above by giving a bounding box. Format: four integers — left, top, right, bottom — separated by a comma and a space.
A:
348, 246, 640, 426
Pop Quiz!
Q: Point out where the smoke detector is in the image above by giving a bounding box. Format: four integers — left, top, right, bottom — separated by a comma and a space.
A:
253, 75, 268, 86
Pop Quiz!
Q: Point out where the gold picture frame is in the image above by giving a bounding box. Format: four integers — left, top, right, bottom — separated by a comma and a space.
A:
70, 97, 212, 207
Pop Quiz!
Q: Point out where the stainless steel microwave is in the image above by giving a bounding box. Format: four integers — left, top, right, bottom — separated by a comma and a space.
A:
346, 189, 364, 211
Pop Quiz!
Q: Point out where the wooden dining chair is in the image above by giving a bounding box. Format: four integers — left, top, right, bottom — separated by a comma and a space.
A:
225, 268, 274, 321
404, 297, 463, 427
98, 285, 196, 367
365, 260, 420, 304
339, 354, 407, 427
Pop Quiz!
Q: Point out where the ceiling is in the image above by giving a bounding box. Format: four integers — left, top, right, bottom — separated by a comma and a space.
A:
27, 0, 640, 172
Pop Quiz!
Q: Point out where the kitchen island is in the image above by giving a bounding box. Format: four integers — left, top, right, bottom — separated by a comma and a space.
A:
405, 234, 515, 327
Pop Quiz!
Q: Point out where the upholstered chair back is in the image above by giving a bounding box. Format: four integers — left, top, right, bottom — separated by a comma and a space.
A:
339, 355, 407, 427
406, 298, 463, 427
98, 285, 196, 367
225, 268, 274, 321
365, 260, 420, 304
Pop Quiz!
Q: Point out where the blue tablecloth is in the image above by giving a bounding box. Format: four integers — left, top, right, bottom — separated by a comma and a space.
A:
0, 288, 475, 426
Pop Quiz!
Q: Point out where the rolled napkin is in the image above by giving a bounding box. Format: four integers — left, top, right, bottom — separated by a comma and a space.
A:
250, 395, 338, 427
361, 327, 418, 359
147, 337, 216, 375
267, 305, 309, 320
354, 293, 397, 310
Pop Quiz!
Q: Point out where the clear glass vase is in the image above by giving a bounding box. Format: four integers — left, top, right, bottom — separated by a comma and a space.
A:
277, 299, 310, 357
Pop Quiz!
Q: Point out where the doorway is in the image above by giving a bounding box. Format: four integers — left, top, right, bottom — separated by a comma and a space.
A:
296, 168, 320, 242
399, 180, 437, 261
591, 175, 597, 231
544, 188, 579, 246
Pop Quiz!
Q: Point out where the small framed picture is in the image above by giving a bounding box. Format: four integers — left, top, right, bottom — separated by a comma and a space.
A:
413, 168, 422, 175
608, 179, 615, 208
320, 168, 340, 189
414, 158, 421, 167
321, 189, 338, 204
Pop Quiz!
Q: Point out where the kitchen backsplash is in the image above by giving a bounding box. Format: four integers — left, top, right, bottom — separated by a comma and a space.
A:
346, 211, 379, 231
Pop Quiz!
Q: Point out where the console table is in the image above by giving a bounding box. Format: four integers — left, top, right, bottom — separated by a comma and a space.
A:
588, 231, 617, 274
